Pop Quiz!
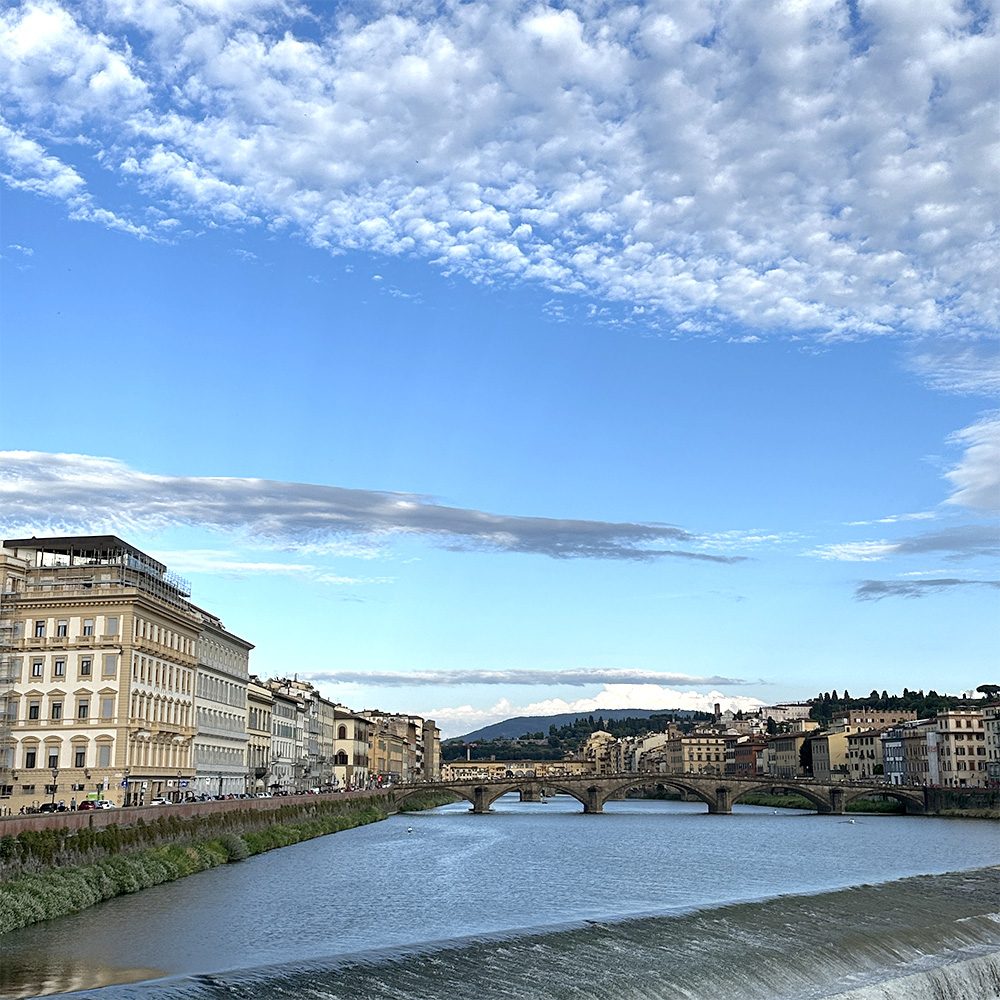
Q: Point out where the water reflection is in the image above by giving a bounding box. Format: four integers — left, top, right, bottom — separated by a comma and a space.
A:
0, 956, 164, 999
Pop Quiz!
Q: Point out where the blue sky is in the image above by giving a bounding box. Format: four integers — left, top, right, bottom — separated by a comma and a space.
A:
1, 0, 997, 735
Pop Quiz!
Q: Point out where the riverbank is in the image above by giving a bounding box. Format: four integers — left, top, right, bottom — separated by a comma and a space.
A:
738, 792, 905, 813
0, 796, 403, 935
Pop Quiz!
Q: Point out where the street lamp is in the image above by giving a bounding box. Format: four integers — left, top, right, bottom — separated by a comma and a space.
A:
50, 766, 59, 806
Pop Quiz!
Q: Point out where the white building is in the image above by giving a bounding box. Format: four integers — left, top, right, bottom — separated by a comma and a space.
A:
191, 612, 252, 799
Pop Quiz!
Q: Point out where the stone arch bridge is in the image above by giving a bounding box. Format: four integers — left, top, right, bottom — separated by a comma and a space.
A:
391, 772, 929, 816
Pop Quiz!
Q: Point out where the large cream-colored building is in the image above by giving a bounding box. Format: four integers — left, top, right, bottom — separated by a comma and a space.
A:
930, 709, 988, 787
767, 722, 819, 779
332, 706, 370, 788
364, 711, 441, 784
663, 731, 729, 775
845, 728, 886, 780
246, 676, 273, 792
0, 536, 200, 810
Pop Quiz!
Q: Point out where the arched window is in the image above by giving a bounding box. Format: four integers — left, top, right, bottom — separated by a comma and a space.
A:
335, 751, 348, 766
337, 725, 347, 740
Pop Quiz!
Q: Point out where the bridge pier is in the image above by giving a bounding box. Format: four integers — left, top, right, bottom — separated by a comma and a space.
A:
817, 788, 844, 816
472, 786, 491, 814
519, 784, 542, 803
582, 786, 604, 814
708, 786, 732, 815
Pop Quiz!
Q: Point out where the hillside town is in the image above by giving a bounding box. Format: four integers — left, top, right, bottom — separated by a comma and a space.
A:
1, 535, 996, 817
0, 536, 440, 813
442, 698, 998, 790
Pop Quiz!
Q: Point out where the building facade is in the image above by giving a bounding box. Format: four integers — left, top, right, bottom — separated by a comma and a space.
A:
0, 536, 199, 810
191, 613, 252, 799
246, 676, 273, 793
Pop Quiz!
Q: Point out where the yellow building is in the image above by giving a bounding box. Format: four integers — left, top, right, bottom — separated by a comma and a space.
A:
663, 730, 729, 775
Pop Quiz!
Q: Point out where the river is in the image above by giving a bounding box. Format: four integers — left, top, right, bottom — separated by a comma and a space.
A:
1, 796, 998, 999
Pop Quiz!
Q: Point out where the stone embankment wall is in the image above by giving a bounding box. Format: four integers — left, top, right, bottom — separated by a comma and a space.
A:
0, 789, 386, 835
926, 787, 1000, 819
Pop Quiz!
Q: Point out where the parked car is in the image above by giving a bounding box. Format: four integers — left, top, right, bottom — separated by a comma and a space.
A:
77, 800, 97, 811
38, 802, 67, 813
93, 800, 117, 809
148, 797, 170, 806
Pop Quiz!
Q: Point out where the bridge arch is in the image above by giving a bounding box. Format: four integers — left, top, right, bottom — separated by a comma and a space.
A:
840, 785, 925, 814
389, 784, 477, 810
605, 776, 719, 812
728, 781, 832, 812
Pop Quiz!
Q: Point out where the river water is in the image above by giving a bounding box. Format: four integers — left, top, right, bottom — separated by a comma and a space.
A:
1, 796, 998, 999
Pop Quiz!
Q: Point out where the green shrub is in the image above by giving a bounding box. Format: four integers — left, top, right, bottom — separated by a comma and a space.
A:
217, 833, 249, 862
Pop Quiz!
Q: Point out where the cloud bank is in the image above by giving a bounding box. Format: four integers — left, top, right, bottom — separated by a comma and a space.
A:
423, 684, 767, 738
303, 668, 750, 688
1, 0, 998, 338
855, 578, 1000, 601
0, 450, 742, 563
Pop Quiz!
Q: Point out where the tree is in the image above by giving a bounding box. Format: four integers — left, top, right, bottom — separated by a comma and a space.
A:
799, 738, 813, 776
977, 684, 1000, 700
766, 717, 778, 736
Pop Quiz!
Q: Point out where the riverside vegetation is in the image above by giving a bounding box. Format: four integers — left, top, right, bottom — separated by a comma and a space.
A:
0, 792, 454, 935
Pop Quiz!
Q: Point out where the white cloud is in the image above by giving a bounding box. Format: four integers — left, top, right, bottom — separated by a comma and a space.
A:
945, 412, 1000, 512
0, 118, 150, 236
0, 450, 744, 563
908, 344, 1000, 396
428, 685, 766, 738
808, 540, 898, 562
303, 668, 750, 688
149, 548, 317, 577
844, 512, 936, 526
0, 1, 996, 339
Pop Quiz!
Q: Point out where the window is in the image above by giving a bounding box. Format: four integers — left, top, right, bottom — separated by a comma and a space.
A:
102, 654, 118, 677
74, 749, 86, 768
51, 702, 62, 720
56, 621, 68, 637
28, 701, 40, 720
24, 749, 37, 769
99, 697, 114, 720
34, 620, 46, 638
31, 660, 43, 678
106, 617, 119, 637
77, 699, 89, 720
97, 744, 111, 767
82, 619, 94, 636
54, 659, 65, 678
48, 751, 59, 769
338, 725, 348, 740
80, 658, 92, 677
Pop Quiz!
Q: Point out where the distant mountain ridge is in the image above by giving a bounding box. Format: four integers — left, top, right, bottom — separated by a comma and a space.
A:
452, 708, 702, 743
